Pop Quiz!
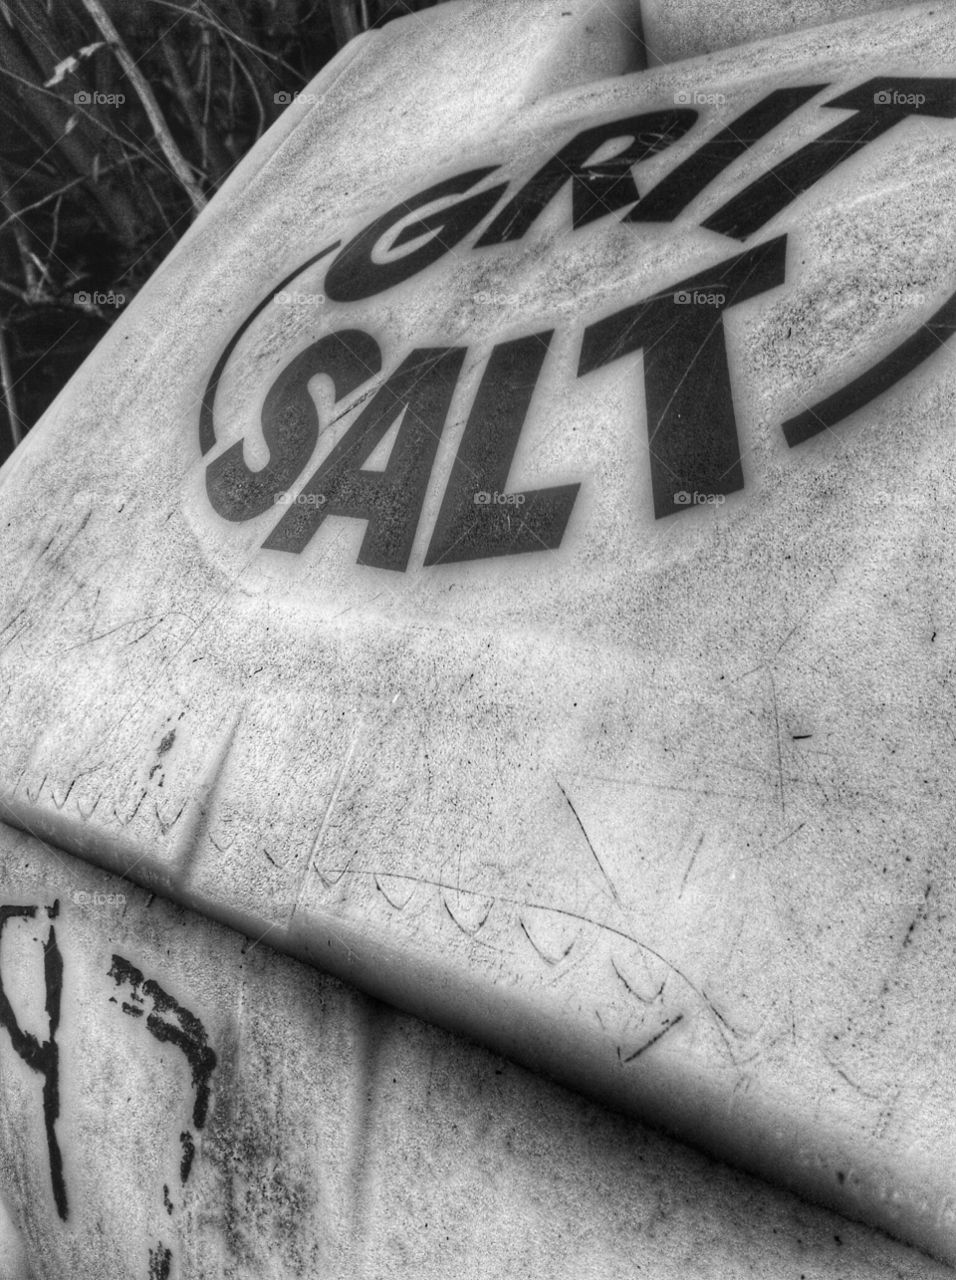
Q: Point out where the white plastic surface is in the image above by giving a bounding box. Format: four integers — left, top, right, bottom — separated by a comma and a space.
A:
0, 0, 954, 1264
0, 822, 951, 1279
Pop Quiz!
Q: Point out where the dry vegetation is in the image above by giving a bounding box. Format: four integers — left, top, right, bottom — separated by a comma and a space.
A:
0, 0, 443, 462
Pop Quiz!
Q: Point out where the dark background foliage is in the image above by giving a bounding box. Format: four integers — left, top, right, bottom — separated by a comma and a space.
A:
0, 0, 444, 464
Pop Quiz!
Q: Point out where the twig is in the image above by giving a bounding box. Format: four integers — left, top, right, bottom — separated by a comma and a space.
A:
0, 52, 140, 244
0, 173, 88, 237
329, 0, 363, 45
224, 37, 265, 140
153, 0, 303, 82
159, 33, 228, 183
0, 327, 24, 450
0, 163, 38, 294
0, 280, 31, 305
200, 24, 213, 146
80, 0, 207, 214
215, 0, 279, 127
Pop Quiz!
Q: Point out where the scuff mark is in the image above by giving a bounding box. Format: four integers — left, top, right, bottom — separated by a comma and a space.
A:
519, 915, 575, 966
155, 798, 188, 837
171, 708, 243, 883
43, 511, 94, 565
612, 958, 665, 1006
374, 874, 416, 911
902, 881, 932, 949
25, 773, 48, 804
130, 616, 169, 646
619, 1014, 685, 1064
555, 776, 621, 905
769, 671, 786, 818
700, 989, 739, 1038
769, 822, 806, 851
320, 865, 738, 1045
442, 892, 493, 938
296, 719, 363, 905
51, 779, 76, 811
39, 521, 64, 557
0, 607, 27, 652
872, 1083, 903, 1140
58, 614, 166, 654
564, 772, 757, 802
328, 382, 378, 429
113, 787, 148, 827
828, 1061, 882, 1101
0, 607, 26, 641
0, 622, 28, 653
678, 833, 705, 898
77, 791, 101, 820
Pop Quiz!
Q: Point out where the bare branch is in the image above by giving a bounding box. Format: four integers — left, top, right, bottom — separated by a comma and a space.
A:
159, 33, 229, 183
80, 0, 207, 214
0, 326, 24, 449
0, 163, 39, 294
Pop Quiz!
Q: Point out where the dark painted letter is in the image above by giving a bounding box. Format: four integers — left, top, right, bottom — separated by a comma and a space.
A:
206, 329, 382, 521
425, 333, 579, 564
0, 903, 67, 1219
477, 110, 697, 245
264, 346, 466, 569
325, 169, 507, 302
578, 238, 788, 517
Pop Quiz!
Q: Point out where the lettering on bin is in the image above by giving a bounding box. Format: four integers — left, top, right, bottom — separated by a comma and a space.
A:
200, 77, 956, 569
0, 902, 217, 1280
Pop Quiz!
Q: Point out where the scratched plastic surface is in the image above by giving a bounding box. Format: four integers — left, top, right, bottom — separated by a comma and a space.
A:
1, 823, 953, 1280
0, 0, 955, 1264
638, 0, 924, 63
